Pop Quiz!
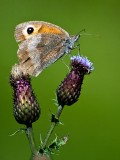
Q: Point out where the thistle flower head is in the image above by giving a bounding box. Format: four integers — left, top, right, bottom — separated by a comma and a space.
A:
70, 55, 94, 75
10, 64, 40, 127
56, 55, 94, 107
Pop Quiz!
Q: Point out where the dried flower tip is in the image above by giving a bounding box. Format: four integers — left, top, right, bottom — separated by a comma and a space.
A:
11, 64, 23, 78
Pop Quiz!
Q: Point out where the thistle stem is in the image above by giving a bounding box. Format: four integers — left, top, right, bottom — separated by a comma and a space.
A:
41, 105, 64, 150
26, 126, 38, 157
33, 154, 51, 160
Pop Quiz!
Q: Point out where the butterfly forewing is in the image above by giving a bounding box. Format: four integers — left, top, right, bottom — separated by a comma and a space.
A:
17, 34, 66, 76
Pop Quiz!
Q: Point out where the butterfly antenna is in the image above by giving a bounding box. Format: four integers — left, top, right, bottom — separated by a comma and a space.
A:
77, 28, 86, 37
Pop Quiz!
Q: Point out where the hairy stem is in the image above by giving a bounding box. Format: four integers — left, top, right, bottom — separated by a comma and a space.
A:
26, 126, 38, 157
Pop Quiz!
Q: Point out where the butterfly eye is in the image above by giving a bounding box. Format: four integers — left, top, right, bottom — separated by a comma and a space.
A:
27, 27, 34, 34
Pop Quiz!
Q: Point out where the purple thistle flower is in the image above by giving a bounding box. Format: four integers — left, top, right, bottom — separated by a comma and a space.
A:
70, 55, 94, 75
10, 64, 40, 127
56, 55, 94, 107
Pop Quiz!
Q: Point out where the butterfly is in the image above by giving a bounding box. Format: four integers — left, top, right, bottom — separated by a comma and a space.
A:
14, 21, 80, 77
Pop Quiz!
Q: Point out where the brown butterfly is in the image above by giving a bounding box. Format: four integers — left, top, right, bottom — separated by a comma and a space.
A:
14, 21, 80, 77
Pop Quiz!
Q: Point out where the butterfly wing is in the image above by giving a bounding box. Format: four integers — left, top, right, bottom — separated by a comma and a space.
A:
14, 21, 69, 42
17, 34, 67, 76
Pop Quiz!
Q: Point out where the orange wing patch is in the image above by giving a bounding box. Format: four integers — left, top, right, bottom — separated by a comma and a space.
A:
38, 24, 63, 35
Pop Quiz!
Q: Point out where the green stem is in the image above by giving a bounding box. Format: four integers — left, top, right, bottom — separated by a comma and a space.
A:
41, 105, 64, 150
26, 126, 38, 157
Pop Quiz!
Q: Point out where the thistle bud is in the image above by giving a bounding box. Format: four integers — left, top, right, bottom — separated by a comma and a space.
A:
10, 64, 40, 127
56, 55, 94, 107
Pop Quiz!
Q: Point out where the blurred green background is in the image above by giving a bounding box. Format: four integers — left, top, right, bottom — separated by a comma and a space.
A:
0, 0, 120, 159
